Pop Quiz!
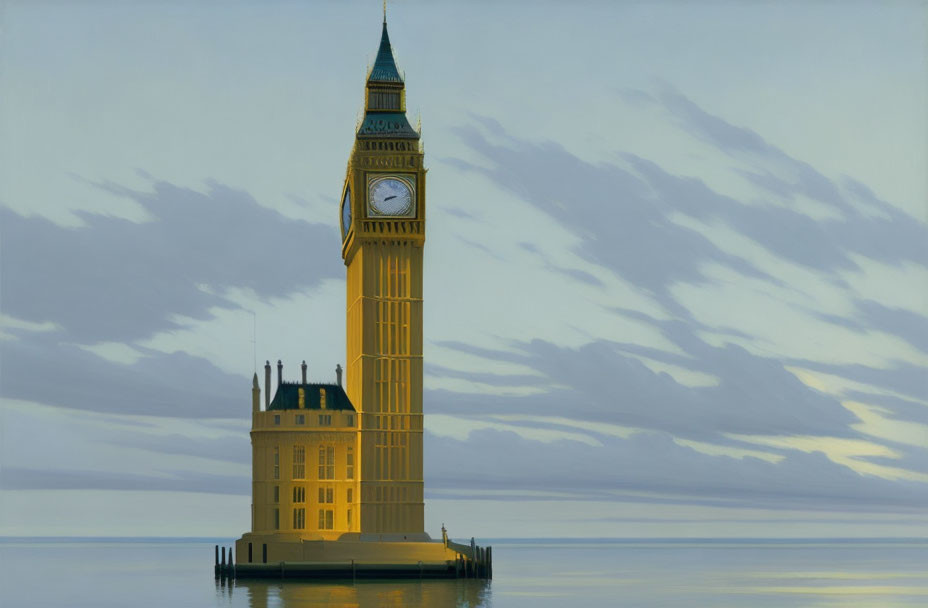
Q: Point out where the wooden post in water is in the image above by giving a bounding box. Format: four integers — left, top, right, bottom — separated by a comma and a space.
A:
228, 547, 233, 579
487, 546, 493, 580
221, 546, 226, 579
214, 545, 219, 578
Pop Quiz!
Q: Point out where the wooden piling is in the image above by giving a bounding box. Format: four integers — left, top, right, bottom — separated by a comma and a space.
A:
214, 545, 219, 578
228, 547, 233, 579
487, 546, 493, 580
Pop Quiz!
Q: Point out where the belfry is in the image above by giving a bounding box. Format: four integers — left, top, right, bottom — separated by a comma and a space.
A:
229, 15, 491, 579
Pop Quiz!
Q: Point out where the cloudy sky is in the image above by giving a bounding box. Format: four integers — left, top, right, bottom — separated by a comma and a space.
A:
1, 1, 926, 539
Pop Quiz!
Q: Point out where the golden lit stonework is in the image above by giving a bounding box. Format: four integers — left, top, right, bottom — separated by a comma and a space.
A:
229, 16, 491, 580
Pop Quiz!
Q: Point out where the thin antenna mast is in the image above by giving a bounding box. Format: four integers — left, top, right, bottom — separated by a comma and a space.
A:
251, 310, 257, 373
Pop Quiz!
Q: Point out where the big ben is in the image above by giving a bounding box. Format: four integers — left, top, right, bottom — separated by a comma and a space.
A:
340, 18, 426, 537
231, 14, 491, 579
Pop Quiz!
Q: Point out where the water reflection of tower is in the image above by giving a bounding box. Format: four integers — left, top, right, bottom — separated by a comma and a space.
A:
234, 579, 491, 608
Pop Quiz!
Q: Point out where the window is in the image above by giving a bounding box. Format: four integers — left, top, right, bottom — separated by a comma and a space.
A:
346, 414, 354, 427
293, 486, 305, 503
273, 447, 279, 480
273, 415, 280, 425
293, 446, 305, 480
318, 486, 334, 504
274, 508, 280, 530
298, 387, 305, 409
374, 358, 408, 414
318, 446, 335, 479
347, 446, 355, 480
318, 414, 331, 426
347, 508, 352, 528
296, 414, 305, 425
273, 486, 279, 503
293, 508, 305, 530
320, 389, 327, 410
317, 509, 334, 530
347, 488, 353, 503
369, 91, 400, 110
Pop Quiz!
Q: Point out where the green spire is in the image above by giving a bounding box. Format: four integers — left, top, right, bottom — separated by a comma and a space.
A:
358, 16, 418, 139
369, 21, 403, 83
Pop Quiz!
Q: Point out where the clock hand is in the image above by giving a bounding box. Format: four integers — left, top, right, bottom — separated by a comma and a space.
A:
384, 195, 397, 201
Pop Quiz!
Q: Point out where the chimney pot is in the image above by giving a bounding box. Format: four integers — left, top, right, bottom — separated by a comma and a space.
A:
277, 360, 283, 386
301, 360, 307, 384
336, 364, 343, 387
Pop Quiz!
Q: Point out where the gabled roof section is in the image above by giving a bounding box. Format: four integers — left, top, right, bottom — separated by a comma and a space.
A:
267, 383, 356, 412
368, 21, 403, 84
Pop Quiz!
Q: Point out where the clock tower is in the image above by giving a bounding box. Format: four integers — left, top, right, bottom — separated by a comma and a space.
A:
340, 18, 427, 537
232, 13, 492, 577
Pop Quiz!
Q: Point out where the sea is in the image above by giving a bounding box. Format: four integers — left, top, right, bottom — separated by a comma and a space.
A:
1, 538, 926, 607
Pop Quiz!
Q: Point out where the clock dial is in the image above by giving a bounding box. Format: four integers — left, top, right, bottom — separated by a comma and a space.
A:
341, 186, 352, 238
368, 176, 414, 217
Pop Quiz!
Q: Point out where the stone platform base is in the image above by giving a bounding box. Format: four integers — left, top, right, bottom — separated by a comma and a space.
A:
227, 533, 490, 580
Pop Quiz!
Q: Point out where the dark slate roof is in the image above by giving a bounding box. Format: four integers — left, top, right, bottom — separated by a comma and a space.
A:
357, 112, 419, 139
368, 22, 403, 83
268, 383, 356, 412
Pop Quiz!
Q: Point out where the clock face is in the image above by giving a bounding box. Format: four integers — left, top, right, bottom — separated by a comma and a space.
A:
368, 175, 415, 217
341, 186, 351, 238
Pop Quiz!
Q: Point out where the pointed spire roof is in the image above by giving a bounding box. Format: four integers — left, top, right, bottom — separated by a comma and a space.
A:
368, 21, 403, 84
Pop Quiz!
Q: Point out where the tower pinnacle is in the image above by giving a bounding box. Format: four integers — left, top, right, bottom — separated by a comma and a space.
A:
358, 19, 418, 139
369, 20, 402, 84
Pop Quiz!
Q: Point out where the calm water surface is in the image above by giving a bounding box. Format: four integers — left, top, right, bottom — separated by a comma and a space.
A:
1, 539, 926, 607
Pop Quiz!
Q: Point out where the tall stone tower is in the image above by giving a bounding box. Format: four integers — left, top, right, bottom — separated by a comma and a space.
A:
340, 19, 426, 536
233, 14, 492, 575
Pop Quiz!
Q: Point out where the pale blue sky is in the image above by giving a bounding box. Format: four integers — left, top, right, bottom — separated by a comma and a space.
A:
1, 0, 926, 538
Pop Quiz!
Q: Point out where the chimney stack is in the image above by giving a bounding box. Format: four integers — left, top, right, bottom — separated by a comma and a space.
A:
336, 364, 343, 387
277, 360, 283, 387
252, 373, 260, 414
301, 360, 307, 384
264, 361, 271, 409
